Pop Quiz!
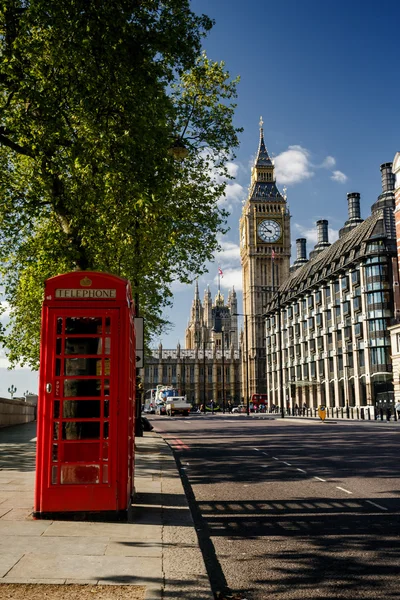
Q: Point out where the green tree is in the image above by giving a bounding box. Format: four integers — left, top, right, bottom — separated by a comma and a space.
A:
0, 1, 241, 368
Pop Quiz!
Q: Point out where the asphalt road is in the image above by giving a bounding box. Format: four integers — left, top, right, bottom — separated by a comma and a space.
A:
149, 414, 400, 600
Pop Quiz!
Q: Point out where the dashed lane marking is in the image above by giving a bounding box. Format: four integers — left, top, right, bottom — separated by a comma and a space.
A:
297, 468, 307, 473
336, 486, 352, 494
314, 476, 326, 482
366, 500, 388, 511
283, 461, 292, 466
272, 457, 279, 460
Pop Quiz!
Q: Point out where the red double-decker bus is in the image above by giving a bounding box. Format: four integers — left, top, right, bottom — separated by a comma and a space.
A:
251, 393, 268, 412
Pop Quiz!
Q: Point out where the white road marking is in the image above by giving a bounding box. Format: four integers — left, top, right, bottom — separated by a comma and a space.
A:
366, 500, 388, 511
283, 461, 292, 466
314, 476, 326, 482
262, 452, 269, 456
272, 457, 279, 460
253, 448, 260, 451
261, 465, 269, 468
297, 468, 307, 473
336, 486, 352, 494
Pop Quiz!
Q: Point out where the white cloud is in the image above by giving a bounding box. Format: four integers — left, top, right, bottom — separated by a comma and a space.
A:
320, 156, 336, 169
218, 239, 241, 261
274, 145, 314, 185
219, 181, 245, 208
214, 267, 242, 291
331, 170, 348, 183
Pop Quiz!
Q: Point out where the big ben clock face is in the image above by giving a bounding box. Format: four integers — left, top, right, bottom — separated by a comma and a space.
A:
257, 219, 282, 243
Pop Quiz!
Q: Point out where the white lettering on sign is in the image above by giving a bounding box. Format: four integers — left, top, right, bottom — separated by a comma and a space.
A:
55, 289, 117, 299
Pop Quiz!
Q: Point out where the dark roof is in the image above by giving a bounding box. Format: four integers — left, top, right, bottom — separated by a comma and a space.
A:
269, 210, 388, 308
250, 181, 283, 201
256, 131, 273, 167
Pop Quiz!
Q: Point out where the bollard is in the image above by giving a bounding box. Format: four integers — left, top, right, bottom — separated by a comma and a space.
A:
357, 407, 360, 420
346, 406, 350, 419
351, 407, 354, 419
367, 407, 371, 420
360, 407, 364, 420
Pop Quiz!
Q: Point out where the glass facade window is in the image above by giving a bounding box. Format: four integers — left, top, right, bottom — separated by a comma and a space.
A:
316, 313, 322, 327
341, 276, 349, 290
325, 287, 331, 299
308, 296, 314, 308
328, 333, 333, 345
370, 347, 389, 365
343, 301, 350, 315
351, 270, 360, 285
334, 281, 340, 294
308, 317, 314, 330
315, 291, 322, 305
327, 310, 332, 323
335, 306, 341, 318
367, 291, 390, 305
359, 350, 365, 367
368, 319, 387, 332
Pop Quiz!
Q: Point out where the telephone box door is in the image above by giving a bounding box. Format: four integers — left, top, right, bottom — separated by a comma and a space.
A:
38, 308, 120, 512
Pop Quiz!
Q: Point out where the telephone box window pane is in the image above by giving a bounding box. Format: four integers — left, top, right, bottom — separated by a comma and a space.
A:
60, 464, 100, 485
62, 421, 101, 440
63, 400, 101, 419
102, 442, 108, 460
65, 338, 101, 355
65, 317, 103, 335
52, 444, 58, 462
56, 338, 62, 355
53, 400, 60, 419
103, 422, 109, 439
102, 464, 109, 483
104, 400, 109, 418
55, 358, 61, 376
104, 379, 110, 397
63, 379, 101, 397
104, 359, 110, 376
51, 466, 58, 485
53, 422, 59, 440
97, 338, 111, 354
105, 317, 111, 334
65, 358, 100, 376
57, 318, 63, 334
63, 442, 100, 462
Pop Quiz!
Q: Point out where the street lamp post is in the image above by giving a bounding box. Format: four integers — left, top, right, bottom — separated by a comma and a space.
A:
221, 326, 226, 413
233, 314, 250, 416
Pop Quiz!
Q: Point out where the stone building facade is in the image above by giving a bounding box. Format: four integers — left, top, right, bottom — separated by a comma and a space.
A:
143, 282, 242, 407
264, 163, 397, 412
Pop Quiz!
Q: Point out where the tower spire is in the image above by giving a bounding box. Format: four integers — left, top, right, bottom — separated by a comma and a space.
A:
256, 116, 272, 167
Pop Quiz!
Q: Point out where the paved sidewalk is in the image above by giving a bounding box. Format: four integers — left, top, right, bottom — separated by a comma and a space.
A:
0, 422, 213, 600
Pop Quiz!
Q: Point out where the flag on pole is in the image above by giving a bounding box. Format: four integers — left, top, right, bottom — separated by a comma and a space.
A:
271, 249, 276, 261
218, 267, 223, 278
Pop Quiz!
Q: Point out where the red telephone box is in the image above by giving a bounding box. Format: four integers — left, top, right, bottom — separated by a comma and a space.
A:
34, 271, 136, 517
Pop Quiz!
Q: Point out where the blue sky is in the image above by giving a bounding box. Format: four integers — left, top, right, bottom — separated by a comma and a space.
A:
1, 0, 399, 396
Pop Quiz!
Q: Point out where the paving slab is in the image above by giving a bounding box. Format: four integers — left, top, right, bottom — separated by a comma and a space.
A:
0, 423, 214, 600
0, 535, 108, 556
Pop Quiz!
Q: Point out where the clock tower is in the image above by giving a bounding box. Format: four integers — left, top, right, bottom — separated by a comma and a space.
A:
239, 118, 291, 397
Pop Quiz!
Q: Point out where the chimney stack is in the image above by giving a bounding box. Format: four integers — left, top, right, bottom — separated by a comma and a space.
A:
290, 238, 308, 272
381, 163, 395, 193
339, 192, 364, 238
372, 163, 395, 213
308, 220, 331, 260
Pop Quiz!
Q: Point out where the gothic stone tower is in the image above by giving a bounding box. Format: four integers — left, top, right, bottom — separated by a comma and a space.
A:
239, 119, 291, 397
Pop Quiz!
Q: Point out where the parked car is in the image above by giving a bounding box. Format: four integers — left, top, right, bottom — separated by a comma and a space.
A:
232, 404, 246, 413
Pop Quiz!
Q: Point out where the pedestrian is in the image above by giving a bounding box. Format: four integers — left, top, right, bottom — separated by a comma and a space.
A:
395, 401, 400, 420
295, 403, 299, 416
386, 406, 392, 422
302, 402, 307, 416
